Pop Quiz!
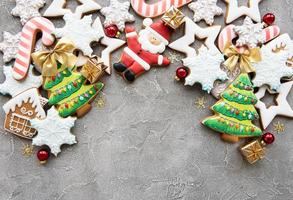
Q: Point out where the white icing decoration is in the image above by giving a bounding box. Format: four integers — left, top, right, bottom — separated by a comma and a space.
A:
53, 13, 103, 56
0, 65, 42, 97
182, 46, 228, 93
234, 17, 265, 48
255, 81, 293, 129
3, 88, 46, 119
31, 107, 77, 156
188, 0, 223, 26
252, 34, 293, 91
0, 32, 21, 63
44, 0, 101, 18
168, 17, 221, 58
100, 0, 135, 31
11, 0, 45, 25
223, 0, 263, 24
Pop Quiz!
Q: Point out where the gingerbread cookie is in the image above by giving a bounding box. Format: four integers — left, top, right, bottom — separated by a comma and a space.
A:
223, 0, 263, 24
255, 81, 293, 129
100, 0, 135, 31
31, 107, 77, 156
44, 0, 101, 18
202, 73, 262, 143
3, 88, 47, 139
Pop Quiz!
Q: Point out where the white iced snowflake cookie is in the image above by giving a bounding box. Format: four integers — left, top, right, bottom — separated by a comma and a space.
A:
31, 107, 77, 156
0, 65, 42, 97
188, 0, 223, 26
234, 17, 265, 48
53, 13, 103, 56
11, 0, 45, 25
255, 81, 293, 129
252, 34, 293, 91
168, 17, 221, 57
100, 0, 135, 31
0, 32, 21, 63
223, 0, 263, 24
183, 46, 228, 93
44, 0, 101, 18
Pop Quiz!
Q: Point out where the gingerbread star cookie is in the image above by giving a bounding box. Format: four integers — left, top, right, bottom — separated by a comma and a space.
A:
255, 81, 293, 129
53, 13, 103, 56
31, 107, 77, 156
11, 0, 45, 25
188, 0, 223, 26
0, 32, 21, 63
100, 0, 135, 31
223, 0, 263, 24
44, 0, 101, 18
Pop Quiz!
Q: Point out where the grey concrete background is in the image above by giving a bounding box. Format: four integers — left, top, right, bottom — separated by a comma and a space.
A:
0, 0, 293, 200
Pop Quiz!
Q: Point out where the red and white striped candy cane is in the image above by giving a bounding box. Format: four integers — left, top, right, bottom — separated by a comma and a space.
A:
218, 25, 280, 53
12, 17, 55, 80
131, 0, 192, 18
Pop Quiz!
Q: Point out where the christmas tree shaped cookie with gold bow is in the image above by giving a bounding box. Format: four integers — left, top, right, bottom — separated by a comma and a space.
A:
202, 73, 262, 143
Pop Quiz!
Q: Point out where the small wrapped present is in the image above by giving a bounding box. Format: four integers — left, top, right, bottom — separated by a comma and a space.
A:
161, 6, 185, 29
240, 140, 265, 164
81, 56, 107, 83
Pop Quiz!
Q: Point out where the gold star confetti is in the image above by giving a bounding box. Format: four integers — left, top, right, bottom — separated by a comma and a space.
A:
168, 51, 182, 63
22, 144, 34, 157
195, 96, 207, 109
94, 95, 106, 109
273, 121, 285, 133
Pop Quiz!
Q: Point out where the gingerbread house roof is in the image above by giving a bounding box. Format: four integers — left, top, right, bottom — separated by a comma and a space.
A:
3, 88, 47, 119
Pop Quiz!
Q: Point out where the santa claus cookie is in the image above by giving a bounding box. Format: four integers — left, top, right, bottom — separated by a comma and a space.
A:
113, 18, 171, 82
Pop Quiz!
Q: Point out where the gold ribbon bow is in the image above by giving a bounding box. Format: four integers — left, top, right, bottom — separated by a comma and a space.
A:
32, 38, 77, 76
223, 42, 261, 73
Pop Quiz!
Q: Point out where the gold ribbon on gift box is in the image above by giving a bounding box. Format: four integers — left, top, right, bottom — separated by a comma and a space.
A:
161, 6, 185, 29
81, 56, 107, 84
240, 140, 265, 164
223, 42, 262, 73
32, 38, 77, 77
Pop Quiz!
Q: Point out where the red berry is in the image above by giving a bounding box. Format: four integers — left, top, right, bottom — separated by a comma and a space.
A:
104, 24, 119, 38
263, 13, 275, 25
176, 67, 188, 80
52, 76, 56, 81
37, 149, 50, 164
73, 82, 78, 87
65, 103, 69, 108
262, 132, 275, 144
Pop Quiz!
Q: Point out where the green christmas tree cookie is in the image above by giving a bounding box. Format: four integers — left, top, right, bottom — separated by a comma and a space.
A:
202, 73, 262, 143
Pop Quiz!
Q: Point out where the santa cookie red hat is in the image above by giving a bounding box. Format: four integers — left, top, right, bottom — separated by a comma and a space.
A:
143, 18, 171, 45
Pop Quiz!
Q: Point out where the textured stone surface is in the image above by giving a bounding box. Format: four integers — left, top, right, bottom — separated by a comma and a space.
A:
0, 1, 293, 200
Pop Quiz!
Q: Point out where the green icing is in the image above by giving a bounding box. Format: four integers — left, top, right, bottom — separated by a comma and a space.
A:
44, 67, 72, 90
212, 101, 258, 121
58, 82, 104, 118
48, 75, 86, 105
235, 73, 253, 87
222, 88, 258, 105
202, 116, 262, 137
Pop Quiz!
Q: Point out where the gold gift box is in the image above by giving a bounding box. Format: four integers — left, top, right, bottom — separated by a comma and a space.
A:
161, 6, 185, 29
240, 140, 265, 164
81, 56, 107, 84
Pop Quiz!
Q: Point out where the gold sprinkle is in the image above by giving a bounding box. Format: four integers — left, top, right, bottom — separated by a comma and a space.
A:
194, 96, 207, 109
95, 95, 106, 109
273, 121, 285, 134
22, 144, 34, 157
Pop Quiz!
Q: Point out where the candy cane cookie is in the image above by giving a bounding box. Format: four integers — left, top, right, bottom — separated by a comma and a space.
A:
12, 17, 55, 80
131, 0, 192, 18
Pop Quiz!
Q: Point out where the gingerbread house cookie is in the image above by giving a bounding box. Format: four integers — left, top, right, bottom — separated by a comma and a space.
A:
3, 88, 47, 139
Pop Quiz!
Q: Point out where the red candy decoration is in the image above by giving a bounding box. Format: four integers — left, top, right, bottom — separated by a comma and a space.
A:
104, 24, 119, 38
262, 132, 275, 145
263, 13, 275, 25
176, 67, 188, 80
37, 149, 50, 164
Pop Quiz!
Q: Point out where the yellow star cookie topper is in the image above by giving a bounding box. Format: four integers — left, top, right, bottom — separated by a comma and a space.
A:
223, 0, 263, 24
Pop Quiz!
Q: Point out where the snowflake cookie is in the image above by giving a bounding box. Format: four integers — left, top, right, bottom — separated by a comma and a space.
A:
188, 0, 223, 25
0, 32, 21, 63
100, 0, 135, 31
234, 17, 265, 48
31, 107, 77, 156
11, 0, 46, 25
183, 46, 228, 93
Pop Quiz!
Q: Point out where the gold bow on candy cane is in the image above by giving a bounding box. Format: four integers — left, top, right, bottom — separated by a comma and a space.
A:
32, 38, 77, 76
223, 42, 262, 73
